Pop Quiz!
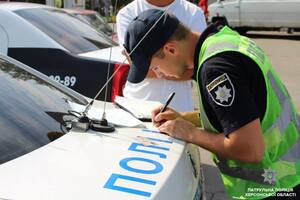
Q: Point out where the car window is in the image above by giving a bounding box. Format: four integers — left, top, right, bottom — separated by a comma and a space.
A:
0, 57, 86, 165
15, 8, 115, 54
75, 13, 113, 35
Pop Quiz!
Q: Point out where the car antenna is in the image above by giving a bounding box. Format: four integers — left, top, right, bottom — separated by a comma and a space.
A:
83, 4, 173, 132
89, 0, 120, 133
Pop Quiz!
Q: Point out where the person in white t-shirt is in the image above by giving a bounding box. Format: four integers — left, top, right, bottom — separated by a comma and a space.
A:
116, 0, 206, 112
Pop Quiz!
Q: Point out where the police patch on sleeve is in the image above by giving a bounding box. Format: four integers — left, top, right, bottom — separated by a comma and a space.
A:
206, 73, 235, 107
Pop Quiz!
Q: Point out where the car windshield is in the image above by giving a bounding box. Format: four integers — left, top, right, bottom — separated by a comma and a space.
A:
0, 57, 87, 165
15, 8, 115, 54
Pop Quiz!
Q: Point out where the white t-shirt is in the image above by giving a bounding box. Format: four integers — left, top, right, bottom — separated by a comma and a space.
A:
116, 0, 206, 112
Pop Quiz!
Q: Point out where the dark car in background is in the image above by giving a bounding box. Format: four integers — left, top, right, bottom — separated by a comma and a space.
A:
0, 2, 128, 102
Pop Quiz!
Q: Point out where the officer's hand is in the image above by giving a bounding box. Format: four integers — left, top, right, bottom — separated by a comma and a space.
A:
158, 118, 197, 142
151, 106, 182, 127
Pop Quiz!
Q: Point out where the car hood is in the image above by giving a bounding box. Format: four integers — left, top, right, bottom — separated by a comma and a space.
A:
0, 102, 200, 200
79, 46, 128, 64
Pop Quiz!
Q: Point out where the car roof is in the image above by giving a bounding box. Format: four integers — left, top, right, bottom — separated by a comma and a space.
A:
0, 2, 50, 11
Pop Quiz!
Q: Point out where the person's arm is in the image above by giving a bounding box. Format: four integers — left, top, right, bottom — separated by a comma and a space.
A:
181, 111, 201, 127
116, 8, 133, 46
152, 107, 264, 163
191, 3, 207, 32
157, 117, 265, 163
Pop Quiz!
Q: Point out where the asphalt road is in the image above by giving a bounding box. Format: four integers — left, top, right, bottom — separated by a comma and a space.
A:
200, 30, 300, 200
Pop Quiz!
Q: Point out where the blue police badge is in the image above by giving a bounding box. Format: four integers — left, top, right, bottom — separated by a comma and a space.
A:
206, 73, 235, 107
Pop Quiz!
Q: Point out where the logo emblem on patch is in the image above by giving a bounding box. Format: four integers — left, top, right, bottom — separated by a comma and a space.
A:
261, 167, 276, 185
206, 73, 235, 107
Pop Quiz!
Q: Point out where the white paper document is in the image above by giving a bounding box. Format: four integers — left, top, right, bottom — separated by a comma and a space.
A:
114, 96, 162, 121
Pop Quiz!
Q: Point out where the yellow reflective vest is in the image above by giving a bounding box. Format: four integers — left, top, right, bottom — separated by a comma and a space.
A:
196, 26, 300, 199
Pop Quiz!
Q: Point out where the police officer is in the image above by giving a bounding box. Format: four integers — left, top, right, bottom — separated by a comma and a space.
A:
123, 9, 300, 199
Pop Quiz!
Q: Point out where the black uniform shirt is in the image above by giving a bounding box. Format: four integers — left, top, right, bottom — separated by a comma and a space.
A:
193, 24, 267, 135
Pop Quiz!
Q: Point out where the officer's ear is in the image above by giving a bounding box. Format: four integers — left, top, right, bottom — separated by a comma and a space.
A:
163, 41, 177, 56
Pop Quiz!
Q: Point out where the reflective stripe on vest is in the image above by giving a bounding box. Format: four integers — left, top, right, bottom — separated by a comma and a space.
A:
267, 71, 300, 136
204, 42, 239, 58
215, 157, 277, 186
267, 71, 300, 162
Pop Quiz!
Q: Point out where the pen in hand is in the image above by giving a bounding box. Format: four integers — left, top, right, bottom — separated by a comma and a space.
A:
154, 92, 175, 128
160, 92, 176, 113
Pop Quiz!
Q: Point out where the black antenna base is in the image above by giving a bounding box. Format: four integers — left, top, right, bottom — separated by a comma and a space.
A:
90, 119, 115, 133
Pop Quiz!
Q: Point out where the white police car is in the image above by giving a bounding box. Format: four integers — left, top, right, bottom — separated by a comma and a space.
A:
0, 2, 128, 102
0, 53, 203, 199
